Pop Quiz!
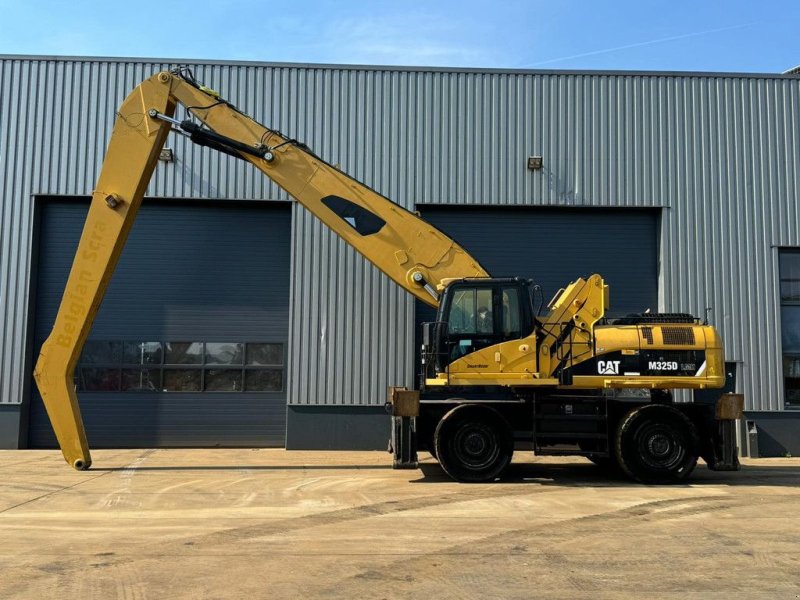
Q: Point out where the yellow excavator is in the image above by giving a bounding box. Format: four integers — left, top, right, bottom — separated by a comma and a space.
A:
34, 68, 742, 483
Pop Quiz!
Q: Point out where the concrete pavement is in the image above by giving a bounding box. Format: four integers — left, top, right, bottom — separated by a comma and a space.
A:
1, 449, 799, 599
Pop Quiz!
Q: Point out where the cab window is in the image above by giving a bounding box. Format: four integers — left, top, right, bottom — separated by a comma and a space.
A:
501, 287, 521, 337
447, 288, 493, 335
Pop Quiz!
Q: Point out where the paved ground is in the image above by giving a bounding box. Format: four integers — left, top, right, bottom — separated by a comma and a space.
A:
1, 450, 799, 599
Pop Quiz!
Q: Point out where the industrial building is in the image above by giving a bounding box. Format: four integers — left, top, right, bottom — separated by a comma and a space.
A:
0, 55, 798, 456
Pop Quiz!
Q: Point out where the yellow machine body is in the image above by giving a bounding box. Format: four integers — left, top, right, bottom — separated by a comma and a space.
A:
426, 275, 724, 390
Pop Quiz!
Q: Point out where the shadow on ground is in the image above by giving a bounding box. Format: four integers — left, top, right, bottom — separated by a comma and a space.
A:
87, 457, 800, 488
413, 459, 800, 487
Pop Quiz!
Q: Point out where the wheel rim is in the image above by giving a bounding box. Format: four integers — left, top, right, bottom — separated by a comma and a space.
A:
635, 423, 687, 471
451, 422, 500, 470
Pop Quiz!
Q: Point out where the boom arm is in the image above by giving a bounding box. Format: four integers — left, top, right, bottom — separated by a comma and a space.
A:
168, 70, 488, 304
33, 70, 488, 469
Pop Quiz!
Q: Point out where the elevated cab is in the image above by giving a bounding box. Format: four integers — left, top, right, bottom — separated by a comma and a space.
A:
421, 278, 549, 387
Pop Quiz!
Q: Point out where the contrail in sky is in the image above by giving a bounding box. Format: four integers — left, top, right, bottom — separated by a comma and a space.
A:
523, 22, 756, 67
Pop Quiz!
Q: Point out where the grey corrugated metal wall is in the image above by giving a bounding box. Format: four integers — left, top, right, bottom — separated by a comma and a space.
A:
1, 56, 799, 413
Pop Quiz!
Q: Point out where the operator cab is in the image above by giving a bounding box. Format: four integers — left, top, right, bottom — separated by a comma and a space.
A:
421, 278, 537, 382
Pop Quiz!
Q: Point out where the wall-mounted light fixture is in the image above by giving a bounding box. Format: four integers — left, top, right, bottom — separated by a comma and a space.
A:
159, 148, 174, 162
527, 156, 543, 170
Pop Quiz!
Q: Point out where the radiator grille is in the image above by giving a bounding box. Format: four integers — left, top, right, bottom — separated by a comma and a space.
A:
641, 327, 654, 345
661, 327, 696, 345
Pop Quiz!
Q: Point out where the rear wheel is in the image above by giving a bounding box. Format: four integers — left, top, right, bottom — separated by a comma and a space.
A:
615, 404, 699, 484
434, 406, 513, 483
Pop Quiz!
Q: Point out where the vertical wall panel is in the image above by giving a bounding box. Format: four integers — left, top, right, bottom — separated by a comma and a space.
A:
1, 56, 799, 411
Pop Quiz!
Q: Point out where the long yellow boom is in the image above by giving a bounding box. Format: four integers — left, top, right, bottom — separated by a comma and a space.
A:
33, 70, 488, 470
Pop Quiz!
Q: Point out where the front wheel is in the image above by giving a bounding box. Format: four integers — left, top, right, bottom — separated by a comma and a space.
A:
434, 406, 513, 483
615, 404, 699, 484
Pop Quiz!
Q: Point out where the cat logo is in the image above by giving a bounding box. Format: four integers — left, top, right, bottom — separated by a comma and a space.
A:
597, 360, 621, 375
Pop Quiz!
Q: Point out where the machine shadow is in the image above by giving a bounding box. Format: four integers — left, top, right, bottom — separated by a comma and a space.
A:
87, 456, 800, 488
414, 459, 800, 488
92, 464, 394, 472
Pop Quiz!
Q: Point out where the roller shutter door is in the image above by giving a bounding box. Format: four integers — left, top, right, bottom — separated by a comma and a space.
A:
29, 198, 291, 448
415, 206, 659, 366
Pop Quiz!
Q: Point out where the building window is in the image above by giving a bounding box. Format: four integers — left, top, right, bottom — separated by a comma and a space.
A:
72, 341, 284, 393
780, 251, 800, 409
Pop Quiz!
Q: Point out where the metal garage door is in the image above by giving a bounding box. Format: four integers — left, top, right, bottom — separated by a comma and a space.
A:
415, 206, 659, 366
29, 198, 291, 448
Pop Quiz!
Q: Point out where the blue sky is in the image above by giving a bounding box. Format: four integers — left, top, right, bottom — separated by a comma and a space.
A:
0, 0, 798, 73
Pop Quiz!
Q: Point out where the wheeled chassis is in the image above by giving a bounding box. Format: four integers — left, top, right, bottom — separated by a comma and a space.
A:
391, 387, 741, 482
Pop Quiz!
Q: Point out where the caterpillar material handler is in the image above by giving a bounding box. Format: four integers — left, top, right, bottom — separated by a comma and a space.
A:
34, 69, 742, 483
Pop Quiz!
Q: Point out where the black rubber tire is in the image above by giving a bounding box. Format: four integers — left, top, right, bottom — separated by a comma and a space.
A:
427, 437, 438, 459
615, 404, 699, 484
434, 406, 513, 483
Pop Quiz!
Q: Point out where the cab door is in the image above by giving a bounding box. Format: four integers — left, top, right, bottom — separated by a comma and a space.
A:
443, 285, 498, 361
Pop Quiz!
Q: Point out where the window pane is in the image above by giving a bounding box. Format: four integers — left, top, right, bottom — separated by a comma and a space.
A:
165, 342, 203, 365
476, 289, 493, 334
779, 251, 800, 279
80, 341, 121, 364
781, 251, 800, 303
205, 369, 243, 392
205, 343, 243, 365
448, 288, 494, 334
78, 368, 120, 391
122, 368, 161, 392
782, 304, 800, 409
163, 369, 201, 391
781, 280, 800, 303
501, 288, 521, 336
123, 342, 162, 365
781, 307, 800, 354
785, 356, 800, 409
246, 343, 283, 366
448, 289, 476, 334
245, 369, 283, 392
